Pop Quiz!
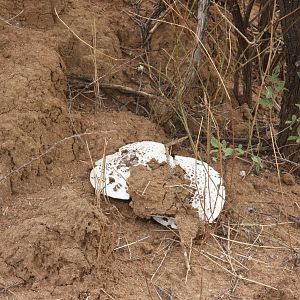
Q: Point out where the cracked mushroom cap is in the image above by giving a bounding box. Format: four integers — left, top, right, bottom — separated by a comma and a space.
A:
90, 141, 225, 228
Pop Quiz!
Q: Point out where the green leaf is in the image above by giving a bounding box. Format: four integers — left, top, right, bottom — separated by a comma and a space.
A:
267, 65, 281, 83
221, 140, 228, 149
235, 147, 244, 155
274, 81, 285, 93
287, 136, 297, 141
223, 148, 234, 157
268, 72, 278, 82
295, 104, 300, 110
286, 114, 297, 124
260, 98, 273, 109
297, 138, 300, 144
266, 86, 273, 99
273, 65, 281, 76
210, 136, 219, 149
297, 71, 300, 78
297, 125, 300, 136
251, 156, 260, 163
210, 149, 219, 154
255, 163, 262, 173
252, 155, 263, 173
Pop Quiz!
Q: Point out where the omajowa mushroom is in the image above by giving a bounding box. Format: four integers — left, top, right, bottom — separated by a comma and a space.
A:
90, 141, 225, 229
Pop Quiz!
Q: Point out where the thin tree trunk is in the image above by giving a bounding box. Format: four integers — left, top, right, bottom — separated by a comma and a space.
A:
193, 0, 211, 67
258, 0, 275, 72
184, 0, 211, 90
228, 0, 253, 107
278, 0, 300, 173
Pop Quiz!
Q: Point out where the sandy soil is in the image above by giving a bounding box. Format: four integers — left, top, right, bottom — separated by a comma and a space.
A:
0, 1, 299, 299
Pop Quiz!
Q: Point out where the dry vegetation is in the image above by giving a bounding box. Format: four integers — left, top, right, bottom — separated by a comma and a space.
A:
0, 0, 299, 299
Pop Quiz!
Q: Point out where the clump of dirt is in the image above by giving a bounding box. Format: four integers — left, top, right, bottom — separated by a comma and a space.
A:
128, 160, 201, 245
0, 187, 114, 287
254, 288, 297, 300
128, 161, 190, 217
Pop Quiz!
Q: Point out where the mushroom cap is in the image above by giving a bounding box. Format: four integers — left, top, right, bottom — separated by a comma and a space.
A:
174, 155, 225, 223
90, 141, 226, 228
90, 141, 171, 199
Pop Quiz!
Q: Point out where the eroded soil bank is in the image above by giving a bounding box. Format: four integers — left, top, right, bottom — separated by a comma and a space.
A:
0, 1, 299, 299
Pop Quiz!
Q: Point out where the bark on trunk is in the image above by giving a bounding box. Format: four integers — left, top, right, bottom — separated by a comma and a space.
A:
258, 0, 275, 72
228, 0, 253, 107
183, 0, 211, 89
278, 0, 300, 173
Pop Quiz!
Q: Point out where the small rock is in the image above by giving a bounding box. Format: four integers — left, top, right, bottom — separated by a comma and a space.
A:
269, 175, 279, 184
152, 238, 161, 246
252, 182, 264, 193
291, 187, 300, 196
140, 242, 154, 254
240, 103, 253, 121
236, 189, 243, 195
239, 170, 246, 178
137, 64, 144, 73
2, 51, 11, 58
244, 181, 255, 193
281, 173, 295, 186
245, 207, 254, 214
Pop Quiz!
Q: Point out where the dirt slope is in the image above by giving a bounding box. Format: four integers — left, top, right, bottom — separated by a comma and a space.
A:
0, 1, 299, 299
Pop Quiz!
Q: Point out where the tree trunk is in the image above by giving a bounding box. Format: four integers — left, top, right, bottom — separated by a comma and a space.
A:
184, 0, 211, 88
228, 0, 253, 107
278, 0, 300, 173
174, 0, 210, 103
258, 0, 275, 72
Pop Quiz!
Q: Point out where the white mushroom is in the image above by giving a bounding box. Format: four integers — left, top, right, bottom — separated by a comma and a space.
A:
174, 156, 225, 223
90, 141, 172, 199
90, 141, 226, 228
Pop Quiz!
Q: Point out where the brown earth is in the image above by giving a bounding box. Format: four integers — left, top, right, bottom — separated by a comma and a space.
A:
0, 1, 299, 299
128, 162, 191, 219
128, 162, 201, 246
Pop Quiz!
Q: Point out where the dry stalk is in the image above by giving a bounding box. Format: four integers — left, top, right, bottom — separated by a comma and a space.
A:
0, 9, 23, 26
184, 238, 193, 283
128, 9, 232, 103
91, 17, 103, 109
197, 248, 278, 290
247, 2, 277, 152
151, 240, 174, 281
98, 138, 109, 205
100, 83, 164, 101
114, 236, 150, 251
0, 279, 24, 296
211, 233, 300, 250
154, 284, 173, 300
100, 288, 116, 300
269, 123, 293, 248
